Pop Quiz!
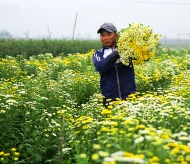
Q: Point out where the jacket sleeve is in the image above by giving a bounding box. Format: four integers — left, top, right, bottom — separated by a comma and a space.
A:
92, 50, 119, 74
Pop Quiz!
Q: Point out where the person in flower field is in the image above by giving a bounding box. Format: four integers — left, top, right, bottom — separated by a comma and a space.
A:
92, 22, 137, 105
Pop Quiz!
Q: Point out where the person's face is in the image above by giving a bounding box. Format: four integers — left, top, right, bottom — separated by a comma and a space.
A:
100, 30, 118, 48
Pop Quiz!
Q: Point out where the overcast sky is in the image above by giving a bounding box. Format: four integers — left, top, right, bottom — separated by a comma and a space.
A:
1, 0, 190, 40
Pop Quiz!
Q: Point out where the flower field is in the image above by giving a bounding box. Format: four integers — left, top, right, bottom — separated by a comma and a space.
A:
0, 46, 190, 163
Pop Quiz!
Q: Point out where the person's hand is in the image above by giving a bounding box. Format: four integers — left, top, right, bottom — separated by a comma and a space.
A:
119, 53, 123, 58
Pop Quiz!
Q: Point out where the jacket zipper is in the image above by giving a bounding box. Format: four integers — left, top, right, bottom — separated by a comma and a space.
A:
111, 48, 122, 99
115, 65, 122, 99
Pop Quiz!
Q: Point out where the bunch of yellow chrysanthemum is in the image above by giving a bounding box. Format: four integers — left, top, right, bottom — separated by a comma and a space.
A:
117, 22, 161, 66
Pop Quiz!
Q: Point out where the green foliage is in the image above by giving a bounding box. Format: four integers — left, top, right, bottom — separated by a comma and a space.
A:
0, 39, 101, 58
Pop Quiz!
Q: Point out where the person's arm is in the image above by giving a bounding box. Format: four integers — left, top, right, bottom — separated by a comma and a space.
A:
92, 50, 119, 74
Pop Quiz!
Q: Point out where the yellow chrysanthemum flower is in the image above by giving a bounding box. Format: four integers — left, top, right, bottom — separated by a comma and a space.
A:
118, 22, 161, 66
92, 153, 99, 160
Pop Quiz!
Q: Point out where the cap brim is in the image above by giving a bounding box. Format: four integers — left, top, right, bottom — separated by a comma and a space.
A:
97, 28, 113, 33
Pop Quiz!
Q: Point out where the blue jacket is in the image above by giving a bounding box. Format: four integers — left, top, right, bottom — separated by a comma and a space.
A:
92, 46, 136, 101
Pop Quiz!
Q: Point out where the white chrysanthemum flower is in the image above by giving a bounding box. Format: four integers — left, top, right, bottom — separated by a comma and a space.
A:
111, 151, 124, 157
134, 136, 144, 144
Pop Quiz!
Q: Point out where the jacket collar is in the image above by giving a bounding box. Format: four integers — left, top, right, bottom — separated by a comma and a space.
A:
102, 45, 118, 50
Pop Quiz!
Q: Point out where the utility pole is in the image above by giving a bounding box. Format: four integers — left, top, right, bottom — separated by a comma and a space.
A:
164, 35, 166, 48
72, 13, 78, 40
178, 33, 180, 49
24, 31, 29, 39
47, 26, 53, 39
